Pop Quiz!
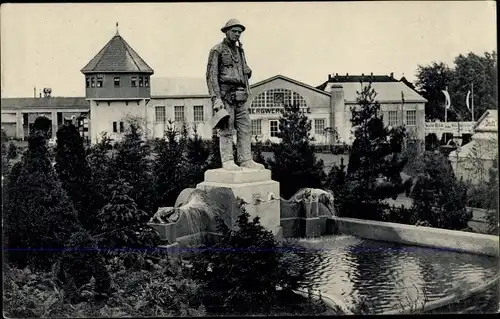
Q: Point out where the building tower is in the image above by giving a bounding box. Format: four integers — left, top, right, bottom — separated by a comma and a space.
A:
81, 23, 154, 143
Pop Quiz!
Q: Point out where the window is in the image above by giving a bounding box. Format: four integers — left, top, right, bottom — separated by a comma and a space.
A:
131, 77, 137, 87
251, 119, 262, 136
174, 105, 185, 122
270, 120, 279, 137
96, 76, 103, 88
314, 119, 325, 135
193, 105, 204, 122
119, 121, 125, 133
139, 77, 144, 87
155, 106, 166, 123
388, 110, 399, 126
113, 122, 118, 133
144, 76, 149, 87
405, 110, 417, 126
86, 77, 90, 88
251, 88, 307, 108
91, 78, 95, 88
114, 77, 120, 87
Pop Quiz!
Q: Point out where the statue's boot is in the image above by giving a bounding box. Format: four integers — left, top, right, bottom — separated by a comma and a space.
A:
240, 160, 264, 170
222, 160, 242, 170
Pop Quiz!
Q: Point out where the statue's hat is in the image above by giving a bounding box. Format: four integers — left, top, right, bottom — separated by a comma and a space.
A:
221, 19, 246, 33
211, 108, 230, 129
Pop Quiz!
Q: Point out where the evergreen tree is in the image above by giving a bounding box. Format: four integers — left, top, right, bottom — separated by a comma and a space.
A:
55, 124, 98, 230
410, 151, 471, 230
1, 129, 9, 174
31, 116, 52, 138
87, 132, 116, 215
267, 103, 326, 199
154, 123, 190, 207
185, 126, 211, 186
344, 82, 407, 219
191, 202, 306, 315
114, 121, 158, 216
96, 179, 160, 263
4, 132, 80, 270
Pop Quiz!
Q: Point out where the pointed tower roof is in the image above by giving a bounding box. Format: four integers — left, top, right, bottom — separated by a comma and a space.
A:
81, 24, 153, 74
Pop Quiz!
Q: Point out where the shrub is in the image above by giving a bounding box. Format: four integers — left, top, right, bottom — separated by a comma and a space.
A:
95, 179, 161, 265
7, 142, 18, 160
410, 151, 471, 230
191, 201, 307, 315
252, 136, 268, 169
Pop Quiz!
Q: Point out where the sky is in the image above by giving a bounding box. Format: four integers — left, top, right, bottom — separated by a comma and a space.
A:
1, 1, 497, 98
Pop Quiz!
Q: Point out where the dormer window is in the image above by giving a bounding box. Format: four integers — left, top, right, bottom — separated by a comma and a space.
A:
145, 76, 149, 87
114, 77, 120, 87
131, 77, 137, 87
97, 76, 103, 87
91, 78, 95, 87
139, 77, 144, 87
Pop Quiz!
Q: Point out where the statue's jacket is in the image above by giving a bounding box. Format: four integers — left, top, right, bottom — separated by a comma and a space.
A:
206, 38, 252, 102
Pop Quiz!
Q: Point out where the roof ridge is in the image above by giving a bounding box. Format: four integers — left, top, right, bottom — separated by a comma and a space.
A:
121, 36, 142, 72
121, 36, 153, 72
92, 37, 116, 72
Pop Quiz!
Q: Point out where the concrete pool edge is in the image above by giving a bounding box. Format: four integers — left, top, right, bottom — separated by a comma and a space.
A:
333, 217, 499, 257
381, 274, 500, 315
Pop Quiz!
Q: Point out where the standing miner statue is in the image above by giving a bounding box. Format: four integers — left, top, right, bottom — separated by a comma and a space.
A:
206, 19, 265, 170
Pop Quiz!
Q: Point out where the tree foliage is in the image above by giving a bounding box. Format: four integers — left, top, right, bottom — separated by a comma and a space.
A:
415, 51, 497, 121
55, 124, 97, 230
267, 103, 326, 199
96, 179, 160, 262
410, 151, 471, 230
342, 83, 407, 219
191, 202, 306, 315
113, 121, 158, 216
4, 132, 81, 270
86, 132, 116, 218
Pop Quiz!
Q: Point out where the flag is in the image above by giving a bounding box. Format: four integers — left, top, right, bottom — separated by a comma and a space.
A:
466, 90, 471, 112
441, 90, 451, 109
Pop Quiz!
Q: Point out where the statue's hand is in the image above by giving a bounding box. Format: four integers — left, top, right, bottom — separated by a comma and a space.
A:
243, 66, 252, 78
213, 98, 225, 112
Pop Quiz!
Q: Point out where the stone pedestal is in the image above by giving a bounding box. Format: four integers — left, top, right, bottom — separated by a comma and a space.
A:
197, 168, 282, 241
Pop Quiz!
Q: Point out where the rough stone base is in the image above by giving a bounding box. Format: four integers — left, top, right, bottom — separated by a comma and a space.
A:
197, 168, 281, 240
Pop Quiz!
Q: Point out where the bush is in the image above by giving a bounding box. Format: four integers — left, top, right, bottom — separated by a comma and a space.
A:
3, 258, 205, 318
410, 151, 471, 230
190, 201, 307, 315
95, 179, 161, 265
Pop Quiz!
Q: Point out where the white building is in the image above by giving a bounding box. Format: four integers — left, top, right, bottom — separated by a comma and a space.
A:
449, 109, 498, 184
1, 30, 428, 146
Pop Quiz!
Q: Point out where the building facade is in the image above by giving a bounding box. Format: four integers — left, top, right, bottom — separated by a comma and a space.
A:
1, 31, 428, 146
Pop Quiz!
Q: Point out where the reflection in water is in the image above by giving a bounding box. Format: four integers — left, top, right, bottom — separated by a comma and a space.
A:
293, 235, 499, 314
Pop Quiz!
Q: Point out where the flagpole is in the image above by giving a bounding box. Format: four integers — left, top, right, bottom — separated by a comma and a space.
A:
445, 86, 448, 123
471, 82, 474, 122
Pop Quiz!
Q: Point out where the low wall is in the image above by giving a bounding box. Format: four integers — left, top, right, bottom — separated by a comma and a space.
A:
334, 217, 499, 257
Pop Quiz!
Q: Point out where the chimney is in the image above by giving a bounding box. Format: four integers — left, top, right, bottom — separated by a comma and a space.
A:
390, 72, 394, 78
370, 72, 373, 76
330, 84, 346, 144
346, 73, 349, 76
335, 73, 338, 76
328, 74, 332, 81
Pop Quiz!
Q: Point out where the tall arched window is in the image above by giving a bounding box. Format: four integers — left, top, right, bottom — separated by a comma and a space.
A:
250, 88, 307, 108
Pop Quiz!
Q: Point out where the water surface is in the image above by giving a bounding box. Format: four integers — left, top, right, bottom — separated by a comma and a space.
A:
289, 235, 499, 314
